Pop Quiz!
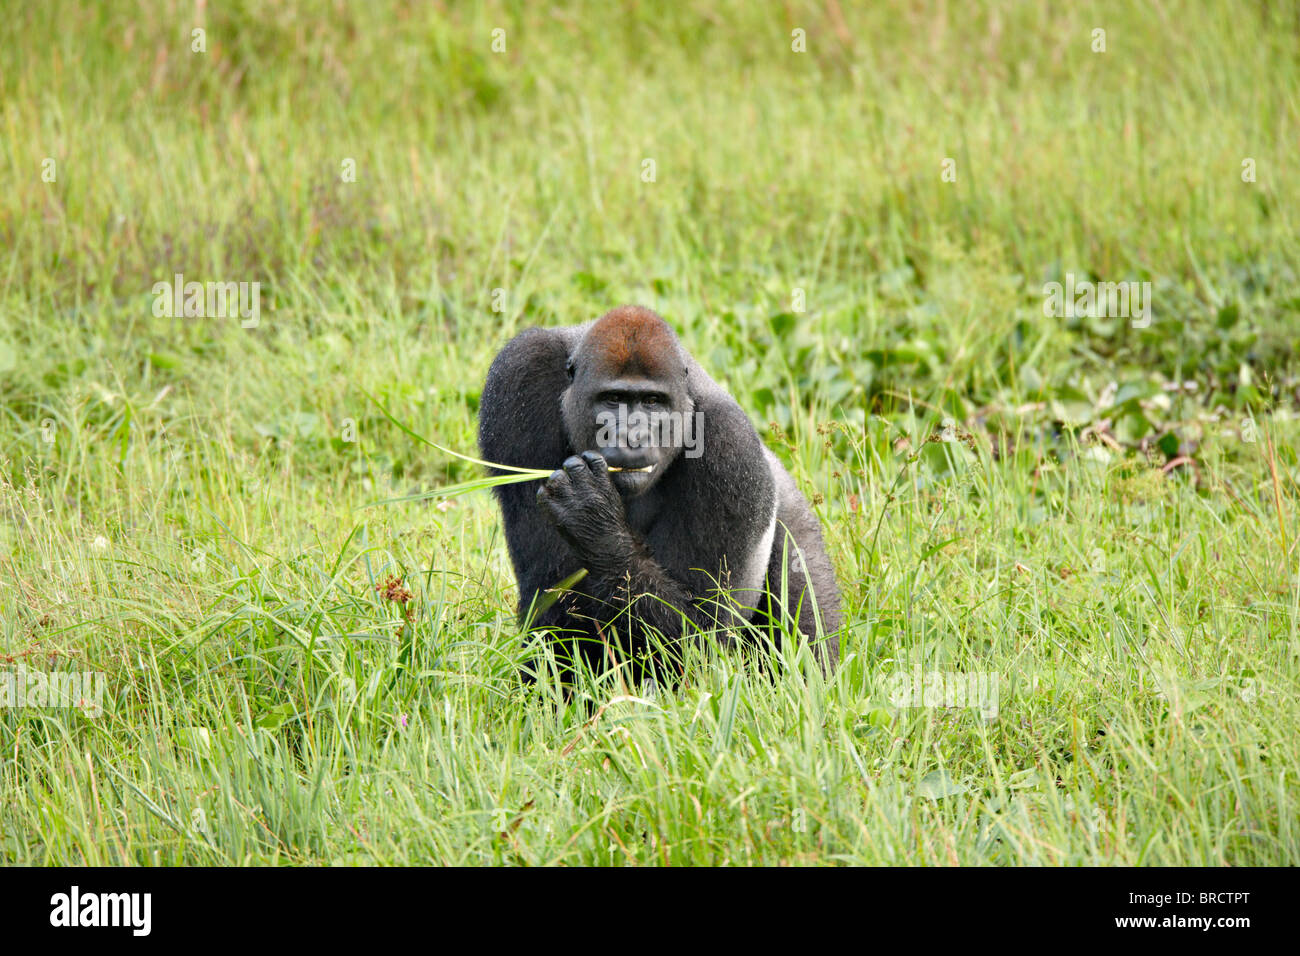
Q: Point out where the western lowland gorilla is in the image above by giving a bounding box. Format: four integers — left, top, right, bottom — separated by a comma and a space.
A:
478, 305, 841, 684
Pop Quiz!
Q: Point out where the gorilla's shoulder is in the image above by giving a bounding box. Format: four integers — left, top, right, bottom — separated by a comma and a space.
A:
485, 324, 585, 379
678, 362, 772, 490
685, 362, 758, 432
480, 325, 588, 467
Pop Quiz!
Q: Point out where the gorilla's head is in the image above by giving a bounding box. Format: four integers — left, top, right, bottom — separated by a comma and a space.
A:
561, 307, 695, 497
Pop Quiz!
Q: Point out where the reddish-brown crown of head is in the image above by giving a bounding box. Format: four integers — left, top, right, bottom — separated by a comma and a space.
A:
578, 306, 684, 379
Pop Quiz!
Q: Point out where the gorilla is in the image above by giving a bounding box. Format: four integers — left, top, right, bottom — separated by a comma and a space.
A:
478, 305, 841, 682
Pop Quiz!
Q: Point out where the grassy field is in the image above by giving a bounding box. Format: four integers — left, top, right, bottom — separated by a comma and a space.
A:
1, 0, 1297, 865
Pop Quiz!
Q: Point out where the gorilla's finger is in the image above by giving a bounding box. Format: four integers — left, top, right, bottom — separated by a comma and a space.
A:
541, 469, 571, 500
579, 451, 609, 475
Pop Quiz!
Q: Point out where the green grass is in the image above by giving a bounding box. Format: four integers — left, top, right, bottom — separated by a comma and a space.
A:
1, 0, 1298, 865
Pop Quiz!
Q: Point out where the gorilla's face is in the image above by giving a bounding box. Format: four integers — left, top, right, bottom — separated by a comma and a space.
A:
562, 366, 693, 498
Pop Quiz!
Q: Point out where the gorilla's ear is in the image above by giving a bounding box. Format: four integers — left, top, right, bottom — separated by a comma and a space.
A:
565, 356, 576, 380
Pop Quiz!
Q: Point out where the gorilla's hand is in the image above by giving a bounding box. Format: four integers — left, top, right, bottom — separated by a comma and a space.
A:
537, 451, 632, 569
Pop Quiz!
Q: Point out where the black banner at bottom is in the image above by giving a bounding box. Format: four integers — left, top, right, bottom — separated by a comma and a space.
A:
0, 865, 1273, 942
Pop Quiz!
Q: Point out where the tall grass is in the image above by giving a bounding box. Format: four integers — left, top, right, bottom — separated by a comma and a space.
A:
0, 0, 1296, 864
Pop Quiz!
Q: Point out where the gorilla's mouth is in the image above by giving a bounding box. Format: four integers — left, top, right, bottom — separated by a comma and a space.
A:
605, 459, 659, 498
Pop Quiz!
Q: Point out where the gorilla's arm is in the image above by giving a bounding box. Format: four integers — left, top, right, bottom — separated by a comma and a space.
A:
536, 451, 711, 639
537, 398, 778, 645
478, 327, 591, 629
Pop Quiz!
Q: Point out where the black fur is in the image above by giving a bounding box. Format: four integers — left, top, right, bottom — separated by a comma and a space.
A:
477, 308, 841, 682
